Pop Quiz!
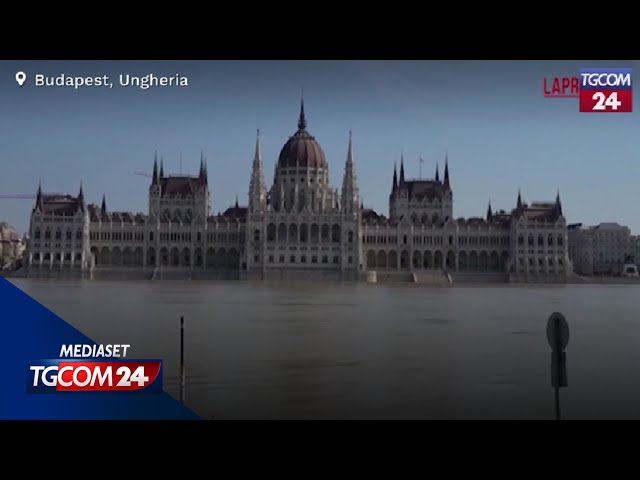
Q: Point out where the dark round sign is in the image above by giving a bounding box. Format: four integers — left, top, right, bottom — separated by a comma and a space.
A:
546, 312, 569, 351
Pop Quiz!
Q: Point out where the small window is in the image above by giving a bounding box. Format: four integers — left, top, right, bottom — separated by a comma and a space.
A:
279, 255, 285, 263
34, 253, 40, 260
301, 255, 307, 263
333, 256, 339, 264
348, 256, 353, 264
311, 256, 317, 264
55, 253, 61, 260
268, 255, 274, 263
322, 256, 328, 264
290, 255, 296, 263
254, 255, 259, 262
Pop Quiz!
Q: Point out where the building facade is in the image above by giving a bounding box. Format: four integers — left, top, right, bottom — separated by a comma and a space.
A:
0, 222, 25, 270
25, 101, 572, 282
568, 222, 633, 276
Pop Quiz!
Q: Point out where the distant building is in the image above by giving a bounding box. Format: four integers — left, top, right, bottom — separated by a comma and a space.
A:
25, 99, 572, 282
0, 222, 26, 269
568, 222, 633, 275
632, 235, 640, 265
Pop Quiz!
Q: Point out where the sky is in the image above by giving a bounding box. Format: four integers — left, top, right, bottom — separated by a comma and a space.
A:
0, 60, 638, 235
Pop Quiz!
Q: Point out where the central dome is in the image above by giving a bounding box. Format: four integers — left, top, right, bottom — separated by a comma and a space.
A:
277, 100, 327, 169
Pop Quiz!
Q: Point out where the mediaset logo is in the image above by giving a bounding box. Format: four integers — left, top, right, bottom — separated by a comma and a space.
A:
27, 344, 163, 393
542, 67, 633, 112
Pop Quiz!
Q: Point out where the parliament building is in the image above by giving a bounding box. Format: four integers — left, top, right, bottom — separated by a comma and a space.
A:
25, 101, 572, 282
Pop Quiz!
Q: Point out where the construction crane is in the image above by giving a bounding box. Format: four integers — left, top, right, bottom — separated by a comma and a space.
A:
0, 194, 36, 199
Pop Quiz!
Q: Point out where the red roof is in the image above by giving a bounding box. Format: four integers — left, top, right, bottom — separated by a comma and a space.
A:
398, 180, 445, 200
39, 194, 82, 216
161, 176, 200, 196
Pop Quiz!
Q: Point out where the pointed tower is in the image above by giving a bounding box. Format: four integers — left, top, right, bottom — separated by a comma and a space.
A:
392, 162, 398, 192
77, 182, 86, 212
249, 129, 267, 213
298, 96, 307, 131
152, 152, 159, 185
486, 200, 493, 221
160, 158, 164, 178
517, 189, 523, 210
399, 154, 405, 185
435, 162, 440, 182
34, 181, 44, 213
556, 190, 563, 216
341, 131, 360, 214
443, 154, 450, 190
101, 194, 107, 214
199, 151, 206, 185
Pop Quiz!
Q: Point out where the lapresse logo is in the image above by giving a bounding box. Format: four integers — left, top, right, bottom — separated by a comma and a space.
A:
579, 68, 632, 113
543, 67, 633, 113
27, 344, 163, 393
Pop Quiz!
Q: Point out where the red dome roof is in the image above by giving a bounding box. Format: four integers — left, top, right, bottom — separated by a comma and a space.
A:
277, 98, 326, 169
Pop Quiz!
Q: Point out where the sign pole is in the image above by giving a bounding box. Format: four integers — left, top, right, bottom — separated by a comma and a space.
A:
546, 312, 569, 421
180, 315, 185, 405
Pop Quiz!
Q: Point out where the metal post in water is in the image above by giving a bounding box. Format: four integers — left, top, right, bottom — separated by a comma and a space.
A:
180, 315, 185, 404
546, 312, 569, 421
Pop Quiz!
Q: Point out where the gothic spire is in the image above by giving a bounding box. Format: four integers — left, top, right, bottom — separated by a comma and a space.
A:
78, 182, 85, 212
341, 131, 359, 214
235, 194, 239, 208
435, 162, 440, 182
160, 157, 164, 178
152, 152, 159, 185
399, 153, 405, 184
556, 190, 563, 216
249, 129, 267, 213
444, 154, 450, 190
487, 199, 493, 220
101, 194, 107, 214
35, 180, 43, 212
298, 96, 307, 131
392, 162, 398, 192
517, 189, 523, 209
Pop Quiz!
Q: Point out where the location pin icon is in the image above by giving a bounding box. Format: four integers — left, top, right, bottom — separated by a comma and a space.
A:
16, 71, 26, 87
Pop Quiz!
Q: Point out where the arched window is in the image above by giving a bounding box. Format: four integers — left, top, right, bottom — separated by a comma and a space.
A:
557, 234, 564, 246
55, 228, 62, 240
35, 228, 41, 240
548, 234, 554, 246
538, 234, 543, 246
518, 234, 524, 246
348, 230, 354, 243
527, 234, 534, 246
253, 229, 260, 242
149, 231, 154, 242
66, 230, 72, 240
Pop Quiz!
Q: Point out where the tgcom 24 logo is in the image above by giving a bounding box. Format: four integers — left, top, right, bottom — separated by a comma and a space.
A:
26, 344, 163, 393
543, 67, 632, 113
